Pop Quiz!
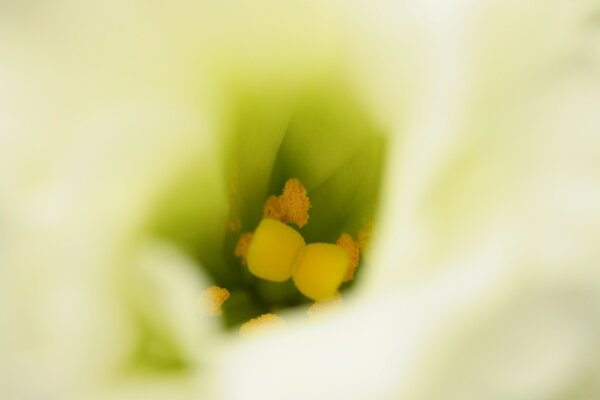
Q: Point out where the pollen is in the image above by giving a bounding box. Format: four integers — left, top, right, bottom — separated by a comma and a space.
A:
336, 233, 360, 282
262, 195, 285, 221
247, 218, 305, 282
235, 232, 254, 266
239, 313, 285, 336
358, 221, 373, 252
292, 243, 349, 301
198, 286, 230, 316
279, 178, 311, 228
307, 292, 343, 318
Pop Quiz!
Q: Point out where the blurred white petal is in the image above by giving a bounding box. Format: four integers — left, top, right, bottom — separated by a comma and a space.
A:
1, 1, 600, 400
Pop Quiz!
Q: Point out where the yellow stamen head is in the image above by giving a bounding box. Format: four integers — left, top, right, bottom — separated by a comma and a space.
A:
247, 218, 306, 282
292, 243, 349, 301
239, 313, 285, 336
307, 292, 343, 318
234, 232, 254, 266
336, 233, 360, 282
279, 178, 311, 228
262, 195, 285, 221
198, 286, 230, 316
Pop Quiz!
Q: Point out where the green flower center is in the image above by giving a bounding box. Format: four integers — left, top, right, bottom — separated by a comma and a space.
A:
151, 79, 386, 330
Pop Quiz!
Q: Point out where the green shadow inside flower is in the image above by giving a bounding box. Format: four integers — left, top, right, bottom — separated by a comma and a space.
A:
151, 78, 387, 330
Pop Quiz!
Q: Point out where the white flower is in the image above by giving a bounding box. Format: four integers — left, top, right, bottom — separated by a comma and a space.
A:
1, 1, 599, 400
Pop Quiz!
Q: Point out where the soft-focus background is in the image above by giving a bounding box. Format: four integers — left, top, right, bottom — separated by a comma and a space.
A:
1, 1, 600, 400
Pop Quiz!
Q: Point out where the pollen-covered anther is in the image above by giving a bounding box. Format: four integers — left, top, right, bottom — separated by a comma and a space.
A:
262, 195, 285, 221
234, 232, 254, 266
292, 243, 349, 301
279, 178, 311, 228
239, 313, 285, 336
247, 219, 305, 282
336, 233, 361, 282
358, 221, 373, 252
198, 286, 230, 316
307, 292, 343, 318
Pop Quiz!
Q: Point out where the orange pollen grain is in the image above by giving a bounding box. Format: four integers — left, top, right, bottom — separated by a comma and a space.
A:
357, 221, 373, 252
337, 233, 361, 282
239, 313, 285, 335
235, 232, 254, 266
199, 286, 230, 316
279, 178, 311, 228
262, 195, 285, 221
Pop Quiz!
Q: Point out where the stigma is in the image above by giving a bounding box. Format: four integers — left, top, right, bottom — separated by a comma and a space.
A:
293, 243, 349, 301
246, 218, 305, 282
235, 178, 364, 302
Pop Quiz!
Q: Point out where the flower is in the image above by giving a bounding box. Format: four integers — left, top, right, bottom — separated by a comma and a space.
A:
1, 0, 600, 400
219, 2, 600, 399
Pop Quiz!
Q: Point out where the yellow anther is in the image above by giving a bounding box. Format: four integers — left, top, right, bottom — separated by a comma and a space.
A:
336, 233, 360, 282
247, 219, 305, 282
262, 195, 285, 221
292, 243, 349, 301
198, 286, 230, 316
260, 178, 311, 228
235, 232, 254, 266
279, 178, 311, 228
307, 292, 343, 318
358, 221, 373, 252
239, 313, 285, 336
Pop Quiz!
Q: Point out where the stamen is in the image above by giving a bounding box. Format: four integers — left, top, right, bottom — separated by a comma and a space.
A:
234, 232, 254, 266
227, 177, 371, 321
307, 292, 343, 318
358, 221, 373, 251
292, 243, 349, 301
279, 178, 311, 228
262, 195, 285, 221
336, 233, 360, 282
246, 219, 305, 282
239, 313, 285, 335
260, 178, 311, 228
198, 286, 230, 316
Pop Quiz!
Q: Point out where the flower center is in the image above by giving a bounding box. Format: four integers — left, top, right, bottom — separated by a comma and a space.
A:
202, 178, 372, 333
237, 179, 362, 301
151, 81, 386, 333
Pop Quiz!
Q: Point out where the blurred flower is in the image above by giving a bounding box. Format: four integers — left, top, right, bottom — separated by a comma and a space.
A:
1, 1, 600, 400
